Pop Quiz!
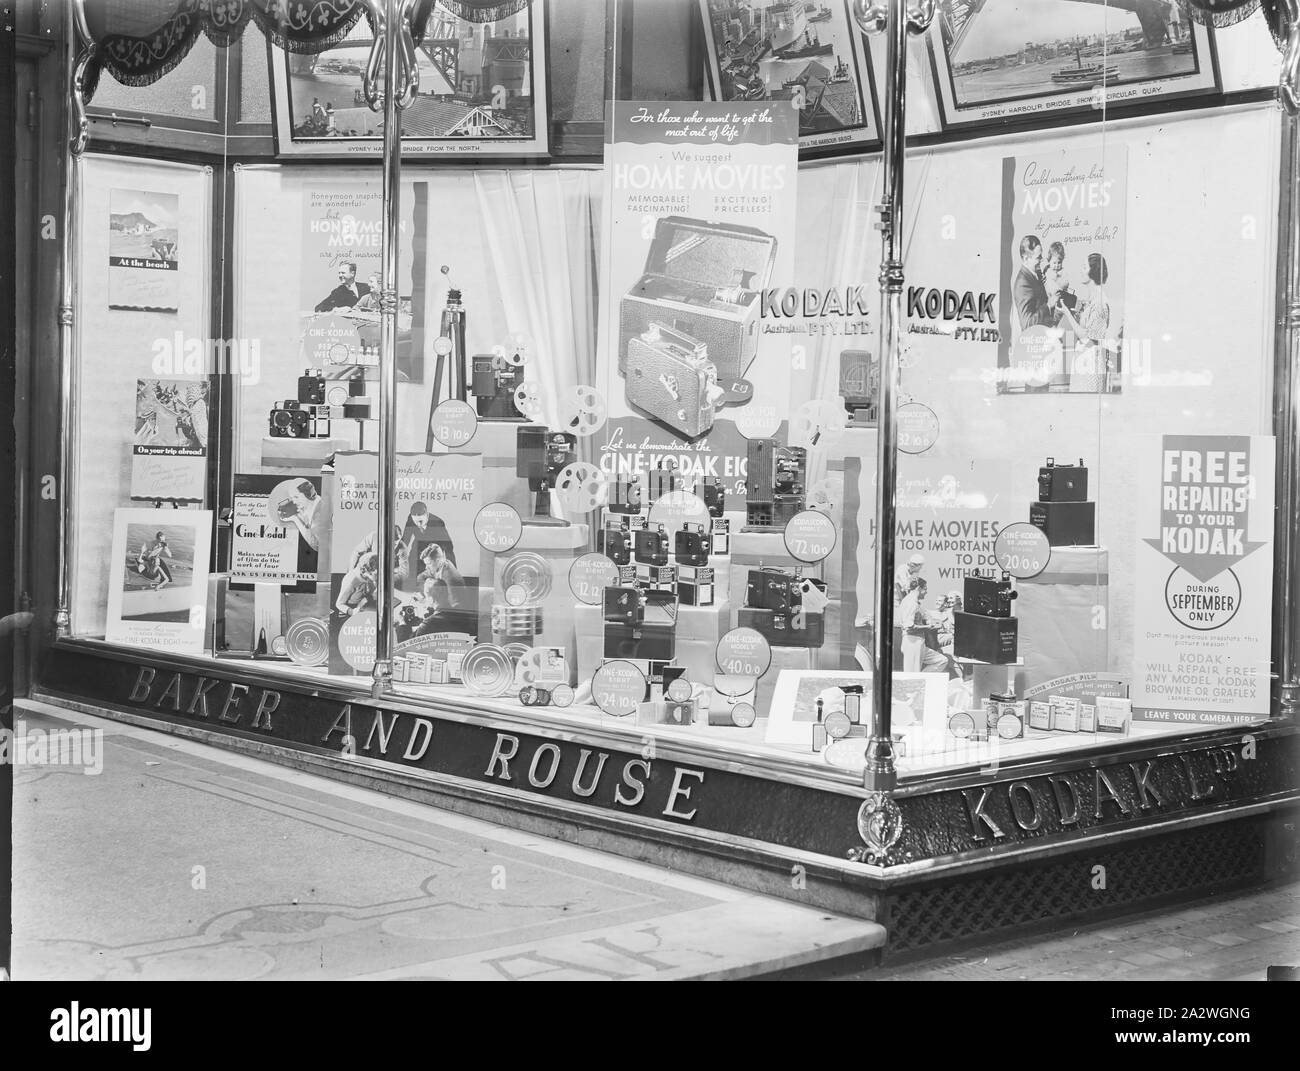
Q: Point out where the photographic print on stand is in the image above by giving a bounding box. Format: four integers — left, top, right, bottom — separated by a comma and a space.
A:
270, 0, 550, 158
928, 0, 1220, 132
698, 0, 881, 158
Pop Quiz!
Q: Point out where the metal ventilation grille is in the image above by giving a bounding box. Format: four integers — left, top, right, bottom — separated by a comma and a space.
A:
886, 824, 1267, 954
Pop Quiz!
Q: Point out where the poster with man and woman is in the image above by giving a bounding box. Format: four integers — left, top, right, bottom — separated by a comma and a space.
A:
997, 144, 1128, 394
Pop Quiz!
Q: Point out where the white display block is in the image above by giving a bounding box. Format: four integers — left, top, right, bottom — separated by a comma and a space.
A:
1016, 547, 1109, 693
260, 437, 349, 472
441, 420, 532, 520
955, 657, 1026, 701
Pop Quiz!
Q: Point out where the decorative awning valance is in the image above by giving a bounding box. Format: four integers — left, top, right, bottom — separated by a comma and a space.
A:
79, 0, 530, 101
1174, 0, 1262, 29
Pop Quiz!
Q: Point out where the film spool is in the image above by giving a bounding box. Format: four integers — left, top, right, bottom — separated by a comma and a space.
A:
562, 385, 608, 437
461, 644, 517, 697
554, 462, 608, 514
513, 382, 543, 418
285, 618, 329, 667
500, 552, 553, 603
502, 641, 531, 664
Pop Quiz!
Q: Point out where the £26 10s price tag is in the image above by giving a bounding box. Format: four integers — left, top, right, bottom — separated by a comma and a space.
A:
473, 503, 523, 554
716, 627, 772, 679
592, 661, 646, 718
784, 510, 837, 563
431, 399, 478, 448
994, 522, 1052, 579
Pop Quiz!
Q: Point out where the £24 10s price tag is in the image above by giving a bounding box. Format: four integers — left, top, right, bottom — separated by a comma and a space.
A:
716, 627, 772, 679
994, 522, 1052, 579
431, 399, 478, 448
784, 510, 837, 563
473, 503, 523, 554
569, 553, 620, 605
592, 661, 646, 718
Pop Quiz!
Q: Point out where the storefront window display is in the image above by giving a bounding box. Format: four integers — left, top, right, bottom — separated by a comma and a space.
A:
50, 0, 1297, 805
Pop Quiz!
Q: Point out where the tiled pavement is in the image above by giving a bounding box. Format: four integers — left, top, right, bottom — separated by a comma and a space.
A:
816, 882, 1300, 980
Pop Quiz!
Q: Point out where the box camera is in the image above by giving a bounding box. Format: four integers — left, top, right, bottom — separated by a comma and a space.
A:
607, 478, 643, 515
517, 424, 576, 526
624, 323, 725, 440
963, 571, 1017, 618
745, 439, 806, 529
839, 349, 879, 426
1038, 457, 1088, 502
599, 523, 633, 566
619, 216, 777, 384
700, 478, 725, 518
297, 368, 326, 406
268, 401, 330, 439
603, 588, 678, 661
646, 461, 680, 502
471, 353, 526, 421
745, 566, 826, 615
634, 524, 671, 567
674, 523, 712, 567
737, 606, 826, 649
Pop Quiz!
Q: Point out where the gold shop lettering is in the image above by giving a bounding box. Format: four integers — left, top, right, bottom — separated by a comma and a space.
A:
484, 732, 704, 821
127, 666, 279, 731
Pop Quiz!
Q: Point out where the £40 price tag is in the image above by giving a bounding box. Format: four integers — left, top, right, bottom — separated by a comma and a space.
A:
716, 627, 772, 679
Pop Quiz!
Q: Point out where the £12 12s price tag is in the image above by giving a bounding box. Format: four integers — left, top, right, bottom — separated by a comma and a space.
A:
569, 553, 620, 605
591, 661, 646, 718
993, 522, 1052, 580
784, 510, 837, 563
716, 627, 772, 679
473, 503, 523, 554
431, 399, 478, 448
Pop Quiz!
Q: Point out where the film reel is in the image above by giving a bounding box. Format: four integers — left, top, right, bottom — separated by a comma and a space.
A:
514, 647, 570, 688
513, 381, 543, 419
502, 641, 531, 664
500, 551, 553, 603
562, 385, 608, 437
461, 644, 516, 698
285, 618, 329, 667
554, 462, 608, 515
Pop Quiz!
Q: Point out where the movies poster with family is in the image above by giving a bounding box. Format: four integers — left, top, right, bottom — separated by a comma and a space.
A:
996, 144, 1127, 395
597, 100, 798, 506
326, 451, 482, 676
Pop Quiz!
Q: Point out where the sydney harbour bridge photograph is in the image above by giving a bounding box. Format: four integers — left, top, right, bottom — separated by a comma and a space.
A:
939, 0, 1202, 107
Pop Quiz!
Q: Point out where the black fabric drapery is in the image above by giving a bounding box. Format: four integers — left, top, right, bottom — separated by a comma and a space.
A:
79, 0, 531, 103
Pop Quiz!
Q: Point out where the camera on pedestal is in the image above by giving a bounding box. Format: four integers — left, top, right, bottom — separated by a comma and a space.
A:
839, 349, 879, 427
744, 439, 806, 530
471, 353, 526, 421
1030, 456, 1096, 546
739, 564, 827, 648
602, 584, 678, 661
517, 424, 575, 527
953, 570, 1019, 664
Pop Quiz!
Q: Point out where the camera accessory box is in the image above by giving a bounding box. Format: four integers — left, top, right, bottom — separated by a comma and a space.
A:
952, 610, 1018, 664
1028, 700, 1052, 731
1029, 500, 1096, 546
1095, 695, 1132, 734
619, 216, 777, 384
1048, 694, 1081, 732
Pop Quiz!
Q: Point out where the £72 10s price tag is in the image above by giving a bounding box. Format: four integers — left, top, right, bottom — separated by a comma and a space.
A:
994, 522, 1052, 579
716, 627, 772, 679
473, 503, 523, 554
784, 510, 837, 563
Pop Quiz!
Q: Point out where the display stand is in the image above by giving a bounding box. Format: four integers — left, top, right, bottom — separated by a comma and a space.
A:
1016, 547, 1109, 692
260, 437, 349, 473
955, 656, 1026, 701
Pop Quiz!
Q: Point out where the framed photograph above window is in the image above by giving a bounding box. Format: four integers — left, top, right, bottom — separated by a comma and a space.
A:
270, 0, 550, 158
928, 0, 1221, 133
698, 0, 881, 159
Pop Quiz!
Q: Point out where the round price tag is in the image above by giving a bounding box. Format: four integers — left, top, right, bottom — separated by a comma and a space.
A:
569, 553, 620, 605
338, 610, 377, 673
473, 503, 523, 554
665, 676, 693, 703
897, 402, 941, 455
592, 661, 646, 718
784, 510, 837, 563
716, 627, 772, 679
733, 404, 782, 440
993, 522, 1052, 579
431, 399, 478, 448
648, 490, 709, 529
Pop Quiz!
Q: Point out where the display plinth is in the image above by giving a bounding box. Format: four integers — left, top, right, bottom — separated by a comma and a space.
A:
955, 657, 1026, 700
260, 437, 349, 472
1016, 547, 1109, 692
